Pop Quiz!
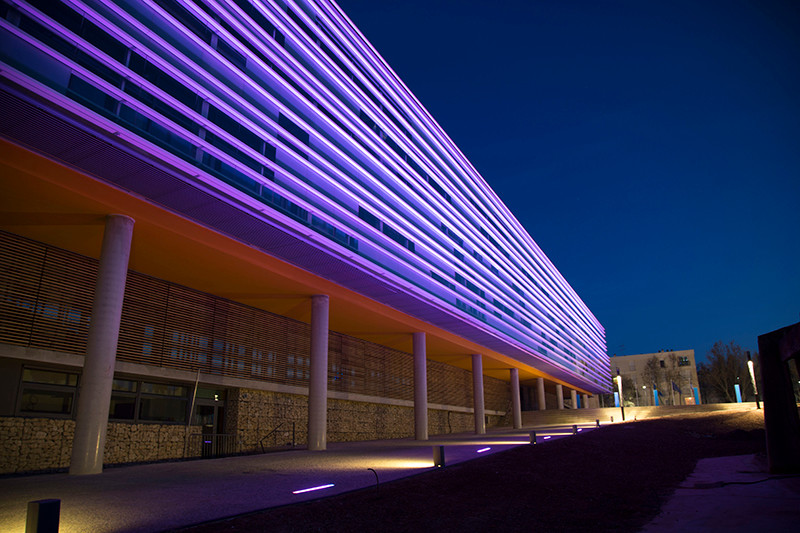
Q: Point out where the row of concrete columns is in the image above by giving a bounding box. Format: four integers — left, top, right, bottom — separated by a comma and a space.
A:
69, 214, 547, 474
535, 377, 590, 411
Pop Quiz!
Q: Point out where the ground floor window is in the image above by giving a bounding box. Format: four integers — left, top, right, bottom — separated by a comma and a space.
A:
18, 368, 79, 416
110, 379, 189, 423
16, 366, 193, 424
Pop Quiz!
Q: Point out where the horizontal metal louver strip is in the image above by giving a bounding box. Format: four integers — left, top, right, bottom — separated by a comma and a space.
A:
1, 230, 509, 410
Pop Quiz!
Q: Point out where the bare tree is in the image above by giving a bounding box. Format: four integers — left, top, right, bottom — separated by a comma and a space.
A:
697, 341, 754, 403
663, 352, 683, 405
621, 374, 637, 406
640, 356, 660, 401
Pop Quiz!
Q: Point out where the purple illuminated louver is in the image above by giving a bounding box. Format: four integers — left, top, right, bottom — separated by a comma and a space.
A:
0, 0, 608, 391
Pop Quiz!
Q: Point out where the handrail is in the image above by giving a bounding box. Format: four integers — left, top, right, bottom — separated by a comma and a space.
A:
260, 421, 296, 452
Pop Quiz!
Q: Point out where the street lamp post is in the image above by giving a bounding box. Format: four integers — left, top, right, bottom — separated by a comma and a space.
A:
746, 351, 761, 409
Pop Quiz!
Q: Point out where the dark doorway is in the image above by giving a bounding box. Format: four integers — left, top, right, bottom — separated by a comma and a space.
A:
194, 389, 227, 457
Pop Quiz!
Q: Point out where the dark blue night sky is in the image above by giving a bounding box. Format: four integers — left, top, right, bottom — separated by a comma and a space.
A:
336, 0, 800, 362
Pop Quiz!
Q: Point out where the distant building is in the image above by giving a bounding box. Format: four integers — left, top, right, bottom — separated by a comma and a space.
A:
610, 350, 700, 406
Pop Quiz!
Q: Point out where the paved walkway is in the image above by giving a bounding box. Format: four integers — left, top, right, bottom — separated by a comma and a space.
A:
642, 453, 800, 532
3, 423, 797, 532
0, 424, 584, 532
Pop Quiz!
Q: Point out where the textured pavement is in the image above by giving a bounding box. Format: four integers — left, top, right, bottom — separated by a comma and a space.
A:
0, 425, 583, 533
642, 453, 800, 532
3, 423, 797, 532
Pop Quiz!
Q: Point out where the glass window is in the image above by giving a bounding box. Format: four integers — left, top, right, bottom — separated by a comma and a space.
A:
196, 388, 225, 401
19, 368, 79, 416
139, 397, 187, 423
154, 0, 213, 43
216, 38, 246, 70
81, 20, 128, 63
23, 368, 78, 386
141, 382, 187, 396
67, 75, 118, 113
112, 379, 138, 392
127, 52, 200, 111
20, 389, 74, 415
278, 113, 309, 145
109, 395, 136, 420
358, 207, 381, 229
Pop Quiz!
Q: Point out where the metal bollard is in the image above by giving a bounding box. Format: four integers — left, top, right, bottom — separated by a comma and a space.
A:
26, 499, 60, 533
572, 424, 578, 435
610, 416, 614, 423
529, 431, 537, 444
596, 419, 600, 428
433, 445, 445, 467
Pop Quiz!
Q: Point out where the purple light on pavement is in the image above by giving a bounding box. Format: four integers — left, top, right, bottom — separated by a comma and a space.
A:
292, 483, 335, 494
477, 447, 491, 453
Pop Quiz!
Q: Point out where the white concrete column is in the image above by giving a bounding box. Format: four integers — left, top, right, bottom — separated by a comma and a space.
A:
307, 294, 329, 451
556, 384, 565, 409
510, 368, 522, 429
582, 394, 589, 409
570, 389, 578, 409
537, 377, 546, 410
472, 354, 485, 434
70, 215, 134, 475
413, 332, 428, 440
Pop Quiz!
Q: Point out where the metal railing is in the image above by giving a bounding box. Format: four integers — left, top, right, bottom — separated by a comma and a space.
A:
186, 433, 240, 458
260, 421, 296, 452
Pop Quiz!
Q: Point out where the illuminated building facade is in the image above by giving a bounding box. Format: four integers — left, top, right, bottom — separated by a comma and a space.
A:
0, 0, 607, 474
610, 350, 700, 406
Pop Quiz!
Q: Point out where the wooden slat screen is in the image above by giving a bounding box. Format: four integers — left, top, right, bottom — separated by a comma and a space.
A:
1, 230, 509, 410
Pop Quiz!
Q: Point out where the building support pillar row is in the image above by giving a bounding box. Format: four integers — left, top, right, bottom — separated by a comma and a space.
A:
70, 214, 134, 475
582, 394, 589, 409
557, 384, 565, 410
413, 332, 428, 440
472, 354, 485, 434
510, 368, 522, 429
570, 389, 578, 409
307, 294, 329, 451
537, 377, 546, 410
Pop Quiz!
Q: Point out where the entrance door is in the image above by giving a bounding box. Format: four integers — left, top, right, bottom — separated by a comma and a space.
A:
195, 403, 225, 457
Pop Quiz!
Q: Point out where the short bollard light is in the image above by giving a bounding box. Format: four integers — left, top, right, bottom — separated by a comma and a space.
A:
433, 445, 445, 467
26, 499, 60, 533
529, 431, 537, 444
572, 424, 578, 435
596, 419, 600, 428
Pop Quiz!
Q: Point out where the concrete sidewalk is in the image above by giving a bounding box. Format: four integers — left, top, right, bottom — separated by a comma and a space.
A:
0, 424, 584, 532
4, 422, 796, 533
642, 453, 800, 532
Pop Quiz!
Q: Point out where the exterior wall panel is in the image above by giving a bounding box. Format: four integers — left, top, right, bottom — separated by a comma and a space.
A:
0, 0, 609, 391
1, 230, 507, 412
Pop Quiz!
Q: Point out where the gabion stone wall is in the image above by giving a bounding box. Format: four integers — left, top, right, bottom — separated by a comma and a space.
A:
0, 417, 199, 475
227, 387, 507, 451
